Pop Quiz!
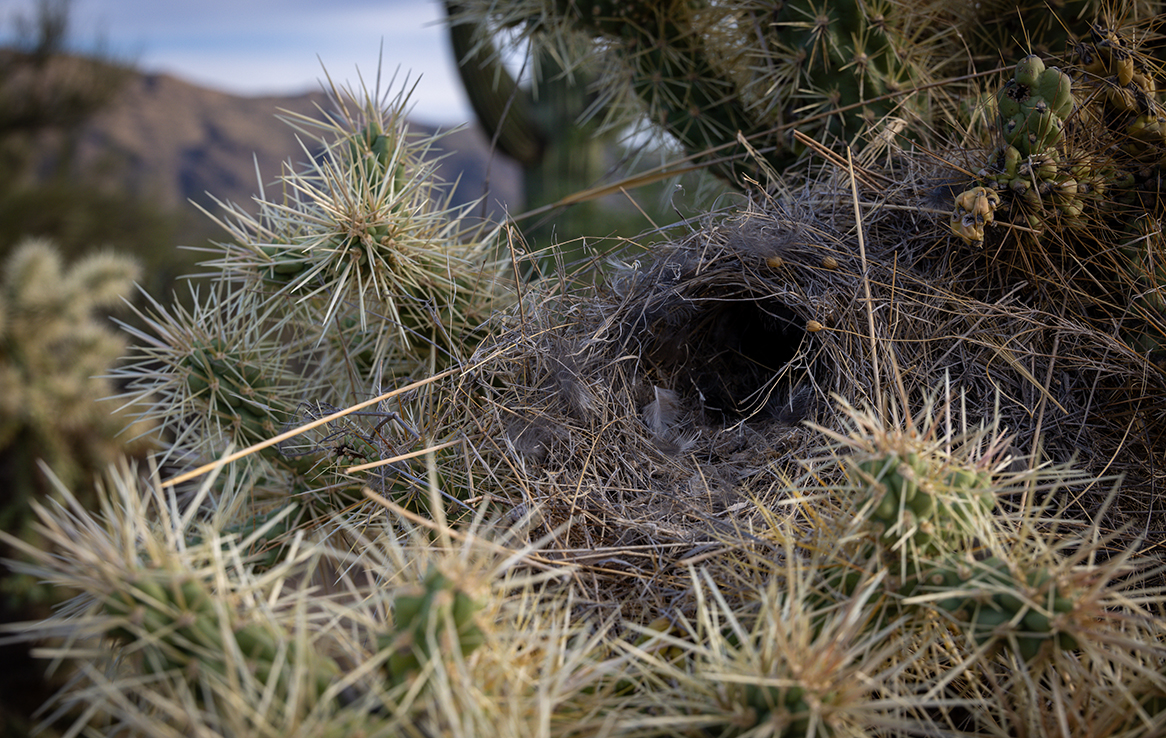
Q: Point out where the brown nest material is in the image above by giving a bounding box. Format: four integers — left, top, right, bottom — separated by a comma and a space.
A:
461, 154, 1166, 615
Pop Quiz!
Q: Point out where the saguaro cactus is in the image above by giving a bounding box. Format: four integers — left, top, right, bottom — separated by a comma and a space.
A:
446, 1, 614, 260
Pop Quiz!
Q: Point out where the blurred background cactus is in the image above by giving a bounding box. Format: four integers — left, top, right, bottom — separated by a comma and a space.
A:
446, 0, 611, 256
0, 0, 191, 289
445, 0, 717, 270
0, 238, 151, 525
0, 238, 155, 737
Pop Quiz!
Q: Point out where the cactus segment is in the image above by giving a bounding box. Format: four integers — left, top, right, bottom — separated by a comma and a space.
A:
911, 556, 1080, 663
181, 338, 291, 447
740, 683, 826, 737
380, 565, 485, 686
532, 0, 934, 180
1013, 55, 1046, 89
259, 244, 310, 284
185, 504, 299, 571
102, 571, 340, 700
853, 452, 994, 554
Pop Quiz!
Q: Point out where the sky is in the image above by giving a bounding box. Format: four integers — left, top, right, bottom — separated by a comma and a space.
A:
2, 0, 474, 126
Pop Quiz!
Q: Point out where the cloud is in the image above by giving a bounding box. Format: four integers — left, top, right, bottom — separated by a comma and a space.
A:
3, 0, 471, 124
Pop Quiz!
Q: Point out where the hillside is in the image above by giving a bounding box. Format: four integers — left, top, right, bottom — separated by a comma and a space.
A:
73, 70, 522, 232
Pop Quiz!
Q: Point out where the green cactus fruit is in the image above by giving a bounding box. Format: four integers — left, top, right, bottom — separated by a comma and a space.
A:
996, 58, 1073, 157
1051, 177, 1079, 204
1003, 109, 1064, 156
998, 93, 1021, 121
1014, 55, 1046, 88
1000, 145, 1022, 180
954, 53, 1088, 246
1039, 70, 1075, 119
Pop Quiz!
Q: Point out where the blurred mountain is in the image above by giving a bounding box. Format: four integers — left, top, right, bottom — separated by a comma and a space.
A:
72, 70, 522, 232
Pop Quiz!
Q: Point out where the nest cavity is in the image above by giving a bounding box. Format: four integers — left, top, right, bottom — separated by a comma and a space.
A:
463, 155, 1166, 613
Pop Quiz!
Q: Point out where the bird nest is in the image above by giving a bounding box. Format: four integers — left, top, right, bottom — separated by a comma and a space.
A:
458, 152, 1166, 614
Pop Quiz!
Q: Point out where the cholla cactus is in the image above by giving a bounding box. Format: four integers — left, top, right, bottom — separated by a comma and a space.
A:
791, 387, 1166, 732
111, 79, 512, 527
905, 552, 1081, 664
380, 563, 486, 687
0, 461, 633, 738
114, 285, 307, 462
0, 238, 152, 543
446, 0, 1139, 184
101, 567, 342, 704
621, 562, 912, 737
13, 6, 1166, 736
998, 56, 1075, 158
951, 53, 1084, 241
206, 82, 509, 366
851, 450, 997, 557
819, 392, 1008, 567
0, 464, 350, 735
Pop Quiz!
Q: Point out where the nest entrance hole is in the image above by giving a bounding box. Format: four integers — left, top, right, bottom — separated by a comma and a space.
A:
649, 293, 809, 426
